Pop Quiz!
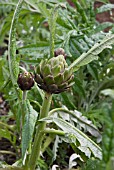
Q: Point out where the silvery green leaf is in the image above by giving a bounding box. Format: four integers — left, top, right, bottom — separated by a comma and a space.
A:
52, 136, 62, 162
68, 34, 114, 72
40, 117, 102, 159
51, 165, 59, 170
22, 100, 38, 160
101, 89, 114, 99
72, 110, 102, 143
50, 107, 101, 143
69, 153, 84, 169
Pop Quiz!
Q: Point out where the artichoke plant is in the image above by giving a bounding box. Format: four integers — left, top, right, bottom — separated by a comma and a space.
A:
35, 55, 74, 94
17, 72, 34, 91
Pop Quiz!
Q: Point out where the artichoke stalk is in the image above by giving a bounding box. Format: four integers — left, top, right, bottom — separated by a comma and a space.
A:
35, 55, 74, 94
29, 55, 74, 170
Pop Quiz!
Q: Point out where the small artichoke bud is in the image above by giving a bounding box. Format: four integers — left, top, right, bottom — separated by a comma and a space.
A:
35, 55, 74, 94
54, 48, 67, 59
17, 72, 34, 91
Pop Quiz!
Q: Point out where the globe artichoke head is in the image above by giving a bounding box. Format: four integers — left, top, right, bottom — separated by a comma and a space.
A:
35, 55, 74, 94
17, 72, 34, 91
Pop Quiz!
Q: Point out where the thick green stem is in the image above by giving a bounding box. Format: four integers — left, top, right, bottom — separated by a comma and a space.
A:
0, 150, 16, 156
3, 167, 23, 170
43, 128, 65, 136
22, 91, 27, 103
28, 92, 52, 170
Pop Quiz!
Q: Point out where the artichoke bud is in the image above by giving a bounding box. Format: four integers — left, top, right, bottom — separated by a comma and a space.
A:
54, 48, 67, 59
17, 72, 34, 91
35, 55, 74, 94
48, 84, 58, 93
44, 75, 54, 85
40, 60, 47, 74
52, 65, 61, 76
63, 68, 73, 82
35, 74, 43, 84
42, 64, 51, 77
59, 82, 68, 89
36, 61, 43, 74
68, 81, 75, 87
67, 75, 74, 84
54, 73, 64, 85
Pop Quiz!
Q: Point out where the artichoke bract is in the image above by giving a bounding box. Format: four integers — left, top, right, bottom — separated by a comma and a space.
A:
17, 72, 34, 91
35, 55, 74, 94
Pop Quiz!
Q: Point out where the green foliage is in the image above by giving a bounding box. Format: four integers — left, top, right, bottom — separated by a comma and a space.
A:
101, 102, 114, 168
69, 34, 114, 72
49, 107, 101, 141
8, 0, 23, 86
0, 0, 114, 169
96, 4, 114, 13
82, 158, 100, 170
48, 6, 58, 57
0, 121, 16, 148
22, 100, 37, 159
0, 58, 5, 88
40, 117, 102, 159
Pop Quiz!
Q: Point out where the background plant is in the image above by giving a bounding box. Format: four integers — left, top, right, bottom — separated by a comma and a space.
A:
0, 0, 114, 169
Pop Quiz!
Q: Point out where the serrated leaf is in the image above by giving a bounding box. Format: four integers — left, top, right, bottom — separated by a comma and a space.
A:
71, 110, 102, 142
51, 165, 59, 170
101, 89, 114, 99
11, 57, 20, 81
52, 135, 62, 162
40, 117, 102, 159
48, 6, 58, 57
87, 64, 99, 81
24, 0, 41, 13
69, 34, 114, 72
50, 107, 101, 142
61, 93, 76, 110
96, 4, 114, 13
69, 153, 84, 169
62, 30, 76, 57
18, 40, 61, 58
57, 9, 73, 30
0, 128, 11, 142
19, 41, 50, 52
94, 22, 113, 33
37, 2, 50, 17
0, 59, 5, 88
73, 77, 85, 97
8, 0, 23, 86
22, 100, 38, 159
0, 2, 17, 6
70, 53, 98, 72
